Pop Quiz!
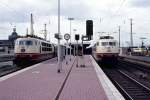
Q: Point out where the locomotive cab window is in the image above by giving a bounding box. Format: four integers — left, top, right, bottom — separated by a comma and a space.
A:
109, 42, 116, 46
26, 41, 33, 45
102, 42, 108, 46
19, 41, 25, 45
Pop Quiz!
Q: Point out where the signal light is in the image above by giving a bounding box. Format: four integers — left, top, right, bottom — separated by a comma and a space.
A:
86, 20, 93, 40
75, 34, 79, 41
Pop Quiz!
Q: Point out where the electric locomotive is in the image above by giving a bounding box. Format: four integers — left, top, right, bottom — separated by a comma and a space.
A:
92, 36, 119, 63
13, 36, 55, 66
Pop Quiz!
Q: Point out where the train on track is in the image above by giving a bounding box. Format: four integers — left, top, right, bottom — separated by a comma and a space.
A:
13, 35, 57, 66
92, 36, 119, 63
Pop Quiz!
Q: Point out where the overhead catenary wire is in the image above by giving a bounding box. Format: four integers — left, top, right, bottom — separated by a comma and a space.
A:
104, 0, 127, 32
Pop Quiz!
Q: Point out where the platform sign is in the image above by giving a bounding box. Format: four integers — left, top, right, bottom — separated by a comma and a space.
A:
82, 36, 89, 41
55, 33, 62, 40
64, 33, 70, 41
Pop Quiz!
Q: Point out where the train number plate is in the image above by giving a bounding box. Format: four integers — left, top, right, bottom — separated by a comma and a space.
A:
21, 49, 25, 52
107, 48, 111, 52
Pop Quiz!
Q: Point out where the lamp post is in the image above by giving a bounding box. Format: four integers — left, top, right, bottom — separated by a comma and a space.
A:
68, 17, 74, 61
75, 34, 79, 67
57, 0, 61, 73
65, 40, 69, 64
73, 29, 77, 56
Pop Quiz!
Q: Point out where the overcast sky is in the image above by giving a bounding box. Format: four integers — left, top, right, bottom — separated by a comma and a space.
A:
0, 0, 150, 46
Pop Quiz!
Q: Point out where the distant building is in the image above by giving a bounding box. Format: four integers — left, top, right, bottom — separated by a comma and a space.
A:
0, 27, 20, 54
9, 27, 19, 41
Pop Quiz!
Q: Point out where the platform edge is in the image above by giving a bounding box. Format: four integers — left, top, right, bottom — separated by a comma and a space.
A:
90, 55, 125, 100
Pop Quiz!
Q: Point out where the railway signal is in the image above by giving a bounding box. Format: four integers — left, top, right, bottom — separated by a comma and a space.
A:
86, 20, 93, 40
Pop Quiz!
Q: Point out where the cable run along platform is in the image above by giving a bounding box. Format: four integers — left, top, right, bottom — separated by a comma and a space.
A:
0, 55, 124, 100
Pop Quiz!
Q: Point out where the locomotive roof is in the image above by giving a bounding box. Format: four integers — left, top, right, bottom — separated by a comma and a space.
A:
98, 36, 118, 43
99, 36, 114, 39
16, 37, 52, 44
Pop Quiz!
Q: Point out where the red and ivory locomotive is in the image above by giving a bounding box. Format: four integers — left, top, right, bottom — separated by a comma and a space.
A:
92, 36, 119, 63
13, 36, 55, 66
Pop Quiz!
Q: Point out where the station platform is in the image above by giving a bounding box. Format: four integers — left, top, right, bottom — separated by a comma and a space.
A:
0, 55, 124, 100
119, 55, 150, 63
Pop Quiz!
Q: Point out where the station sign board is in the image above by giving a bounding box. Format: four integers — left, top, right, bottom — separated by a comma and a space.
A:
82, 36, 89, 41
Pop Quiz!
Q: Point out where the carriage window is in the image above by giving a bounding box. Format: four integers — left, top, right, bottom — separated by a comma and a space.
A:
42, 42, 46, 46
109, 42, 116, 46
26, 41, 33, 45
102, 42, 108, 46
49, 44, 52, 47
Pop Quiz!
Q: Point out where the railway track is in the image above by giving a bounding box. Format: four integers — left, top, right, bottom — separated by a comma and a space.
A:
118, 60, 150, 75
0, 61, 38, 77
0, 65, 20, 77
103, 67, 150, 100
118, 60, 150, 88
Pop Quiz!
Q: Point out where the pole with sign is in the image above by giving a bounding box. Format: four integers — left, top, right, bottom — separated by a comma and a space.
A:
81, 35, 85, 67
75, 34, 79, 67
54, 33, 62, 73
64, 33, 70, 64
57, 0, 61, 73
